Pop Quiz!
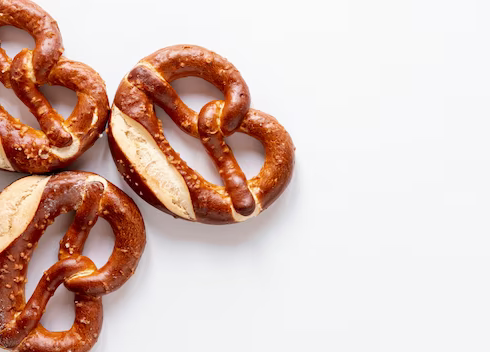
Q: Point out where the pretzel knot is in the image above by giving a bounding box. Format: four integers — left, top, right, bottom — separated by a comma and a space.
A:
0, 172, 146, 352
0, 0, 109, 174
109, 45, 295, 224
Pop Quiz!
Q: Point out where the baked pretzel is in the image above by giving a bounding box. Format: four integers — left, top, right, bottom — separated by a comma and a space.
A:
0, 0, 109, 174
108, 45, 295, 224
0, 171, 146, 352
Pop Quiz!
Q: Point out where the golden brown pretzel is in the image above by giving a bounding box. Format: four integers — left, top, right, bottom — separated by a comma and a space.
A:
0, 171, 146, 351
0, 0, 109, 173
108, 45, 295, 224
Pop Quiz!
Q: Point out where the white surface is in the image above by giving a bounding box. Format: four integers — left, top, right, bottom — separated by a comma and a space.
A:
1, 0, 490, 351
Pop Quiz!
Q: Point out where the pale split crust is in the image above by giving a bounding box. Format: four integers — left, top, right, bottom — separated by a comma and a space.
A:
0, 174, 110, 254
0, 175, 50, 252
110, 105, 195, 220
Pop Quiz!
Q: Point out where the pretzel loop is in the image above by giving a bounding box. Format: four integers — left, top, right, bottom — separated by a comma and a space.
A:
0, 0, 63, 85
109, 45, 295, 224
0, 171, 146, 352
16, 293, 102, 352
0, 256, 99, 349
0, 0, 109, 173
126, 50, 256, 216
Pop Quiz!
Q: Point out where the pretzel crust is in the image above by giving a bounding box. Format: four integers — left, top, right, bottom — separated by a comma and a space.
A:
0, 171, 146, 352
108, 45, 295, 224
0, 0, 109, 173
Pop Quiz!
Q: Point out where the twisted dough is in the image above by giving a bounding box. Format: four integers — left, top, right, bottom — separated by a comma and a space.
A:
0, 171, 146, 352
109, 45, 295, 224
0, 0, 109, 173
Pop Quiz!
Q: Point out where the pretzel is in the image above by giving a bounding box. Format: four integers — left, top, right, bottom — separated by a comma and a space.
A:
0, 0, 109, 174
0, 171, 146, 352
108, 45, 295, 224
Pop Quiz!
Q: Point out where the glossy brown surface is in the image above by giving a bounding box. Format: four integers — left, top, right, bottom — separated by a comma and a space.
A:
109, 45, 295, 224
0, 0, 109, 173
0, 171, 146, 352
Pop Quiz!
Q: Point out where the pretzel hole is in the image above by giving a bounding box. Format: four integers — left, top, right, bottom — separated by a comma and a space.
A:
40, 84, 78, 120
0, 27, 77, 130
226, 133, 265, 179
166, 77, 264, 181
25, 212, 76, 331
25, 212, 75, 297
82, 217, 115, 269
0, 75, 40, 129
0, 79, 77, 133
171, 77, 224, 111
40, 285, 75, 331
0, 26, 35, 59
155, 77, 225, 185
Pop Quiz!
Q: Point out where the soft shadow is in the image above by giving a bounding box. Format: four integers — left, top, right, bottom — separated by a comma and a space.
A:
0, 83, 39, 128
65, 133, 112, 175
227, 132, 265, 179
171, 76, 224, 110
40, 85, 78, 120
0, 26, 35, 58
94, 221, 151, 349
83, 217, 115, 269
0, 170, 28, 189
114, 157, 300, 246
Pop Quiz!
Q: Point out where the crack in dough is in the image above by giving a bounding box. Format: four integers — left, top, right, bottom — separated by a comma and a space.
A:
110, 105, 195, 220
0, 176, 51, 252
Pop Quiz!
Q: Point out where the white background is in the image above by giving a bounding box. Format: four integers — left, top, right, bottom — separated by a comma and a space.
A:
1, 0, 490, 351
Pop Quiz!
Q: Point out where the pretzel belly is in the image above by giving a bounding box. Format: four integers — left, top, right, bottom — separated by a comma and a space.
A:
110, 105, 195, 220
0, 175, 50, 253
